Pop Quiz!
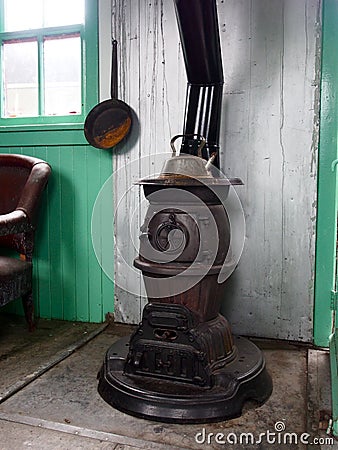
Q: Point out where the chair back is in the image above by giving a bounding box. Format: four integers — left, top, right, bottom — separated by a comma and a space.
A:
0, 154, 51, 256
0, 156, 32, 215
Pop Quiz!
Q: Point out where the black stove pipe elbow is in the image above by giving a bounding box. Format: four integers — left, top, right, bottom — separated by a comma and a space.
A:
174, 0, 224, 168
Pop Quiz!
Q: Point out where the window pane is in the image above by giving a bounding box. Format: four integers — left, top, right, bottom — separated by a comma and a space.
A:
3, 40, 39, 117
44, 35, 82, 116
4, 0, 43, 31
4, 0, 84, 31
43, 0, 85, 27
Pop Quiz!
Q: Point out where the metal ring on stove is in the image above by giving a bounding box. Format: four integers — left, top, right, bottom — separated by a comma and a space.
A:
154, 221, 187, 253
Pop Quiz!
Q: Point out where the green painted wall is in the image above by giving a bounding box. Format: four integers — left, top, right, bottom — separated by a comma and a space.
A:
0, 128, 114, 322
314, 0, 338, 347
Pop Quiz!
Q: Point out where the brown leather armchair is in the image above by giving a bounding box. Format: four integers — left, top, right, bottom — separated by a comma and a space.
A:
0, 154, 51, 331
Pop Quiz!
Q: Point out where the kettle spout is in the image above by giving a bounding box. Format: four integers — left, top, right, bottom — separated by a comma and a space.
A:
205, 153, 217, 171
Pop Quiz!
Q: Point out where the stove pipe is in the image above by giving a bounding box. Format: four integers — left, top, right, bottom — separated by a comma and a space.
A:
174, 0, 223, 168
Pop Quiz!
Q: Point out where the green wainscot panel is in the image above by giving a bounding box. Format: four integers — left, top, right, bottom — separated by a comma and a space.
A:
0, 132, 114, 323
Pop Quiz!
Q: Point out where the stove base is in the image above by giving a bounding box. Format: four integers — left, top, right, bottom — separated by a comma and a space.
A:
97, 335, 272, 423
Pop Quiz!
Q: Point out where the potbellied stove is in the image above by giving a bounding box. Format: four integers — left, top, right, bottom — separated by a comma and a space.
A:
97, 0, 272, 423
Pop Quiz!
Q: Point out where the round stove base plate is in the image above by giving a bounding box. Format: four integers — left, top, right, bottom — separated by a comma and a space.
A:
97, 335, 272, 424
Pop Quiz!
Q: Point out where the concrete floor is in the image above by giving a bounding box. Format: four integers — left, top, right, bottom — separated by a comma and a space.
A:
0, 313, 335, 449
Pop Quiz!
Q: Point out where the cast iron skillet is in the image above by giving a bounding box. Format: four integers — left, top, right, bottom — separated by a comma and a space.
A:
84, 40, 132, 149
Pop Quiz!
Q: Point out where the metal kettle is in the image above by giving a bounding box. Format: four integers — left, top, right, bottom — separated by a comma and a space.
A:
159, 134, 216, 179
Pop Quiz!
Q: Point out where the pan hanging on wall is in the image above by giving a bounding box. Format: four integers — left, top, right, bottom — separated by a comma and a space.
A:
84, 39, 132, 149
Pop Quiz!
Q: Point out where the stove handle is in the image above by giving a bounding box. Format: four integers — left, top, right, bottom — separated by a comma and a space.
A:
170, 134, 206, 158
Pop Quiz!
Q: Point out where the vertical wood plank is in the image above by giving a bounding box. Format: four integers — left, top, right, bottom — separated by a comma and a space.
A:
45, 147, 64, 319
87, 147, 104, 323
31, 146, 51, 319
59, 146, 76, 320
112, 0, 142, 323
98, 150, 114, 318
73, 146, 90, 321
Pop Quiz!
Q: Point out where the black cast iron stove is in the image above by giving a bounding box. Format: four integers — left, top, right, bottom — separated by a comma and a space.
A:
97, 0, 272, 423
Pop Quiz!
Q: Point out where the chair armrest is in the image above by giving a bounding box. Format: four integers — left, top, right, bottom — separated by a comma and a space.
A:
16, 162, 51, 225
0, 210, 32, 236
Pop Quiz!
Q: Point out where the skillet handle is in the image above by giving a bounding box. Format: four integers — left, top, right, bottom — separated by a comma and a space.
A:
111, 39, 118, 99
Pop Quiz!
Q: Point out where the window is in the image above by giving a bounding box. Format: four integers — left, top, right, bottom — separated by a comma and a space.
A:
0, 0, 98, 126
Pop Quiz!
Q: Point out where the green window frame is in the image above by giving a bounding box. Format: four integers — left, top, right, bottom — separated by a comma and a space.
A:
0, 0, 98, 130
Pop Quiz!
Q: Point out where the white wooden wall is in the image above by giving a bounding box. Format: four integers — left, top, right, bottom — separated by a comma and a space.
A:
103, 0, 321, 342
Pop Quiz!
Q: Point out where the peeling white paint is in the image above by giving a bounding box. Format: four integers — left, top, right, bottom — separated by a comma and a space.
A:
106, 0, 320, 342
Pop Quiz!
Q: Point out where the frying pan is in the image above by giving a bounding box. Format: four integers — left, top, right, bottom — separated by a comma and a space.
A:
84, 40, 132, 149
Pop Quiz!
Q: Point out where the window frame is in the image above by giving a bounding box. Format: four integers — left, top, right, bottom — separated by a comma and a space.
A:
0, 0, 98, 130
